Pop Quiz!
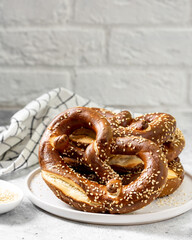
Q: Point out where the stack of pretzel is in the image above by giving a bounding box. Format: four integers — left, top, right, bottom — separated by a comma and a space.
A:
39, 107, 185, 214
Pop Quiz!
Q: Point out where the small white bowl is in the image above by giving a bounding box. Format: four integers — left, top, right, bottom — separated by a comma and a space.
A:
0, 180, 23, 214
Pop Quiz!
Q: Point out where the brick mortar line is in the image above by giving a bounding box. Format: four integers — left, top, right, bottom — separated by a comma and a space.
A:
0, 66, 191, 72
0, 25, 106, 32
189, 0, 192, 26
0, 66, 75, 73
0, 24, 192, 32
186, 72, 191, 105
70, 0, 76, 23
109, 26, 192, 32
105, 26, 111, 64
73, 65, 192, 71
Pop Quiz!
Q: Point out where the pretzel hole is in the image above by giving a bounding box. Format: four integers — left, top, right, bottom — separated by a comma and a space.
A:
168, 169, 177, 179
108, 155, 143, 171
69, 128, 96, 146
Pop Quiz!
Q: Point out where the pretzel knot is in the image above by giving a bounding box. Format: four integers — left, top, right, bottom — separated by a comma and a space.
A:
41, 107, 121, 195
39, 107, 168, 214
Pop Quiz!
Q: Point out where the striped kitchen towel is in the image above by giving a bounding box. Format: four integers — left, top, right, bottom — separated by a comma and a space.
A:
0, 88, 100, 176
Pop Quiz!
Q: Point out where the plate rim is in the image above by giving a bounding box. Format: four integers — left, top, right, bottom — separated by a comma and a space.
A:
25, 167, 192, 225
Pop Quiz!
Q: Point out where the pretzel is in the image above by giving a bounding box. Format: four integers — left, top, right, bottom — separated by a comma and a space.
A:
119, 157, 184, 198
69, 125, 184, 173
114, 113, 176, 145
90, 110, 176, 145
92, 108, 132, 128
41, 107, 125, 193
39, 109, 168, 214
108, 128, 185, 172
70, 111, 177, 147
161, 128, 185, 163
69, 128, 145, 172
109, 128, 185, 198
74, 155, 184, 198
159, 157, 184, 197
66, 110, 185, 199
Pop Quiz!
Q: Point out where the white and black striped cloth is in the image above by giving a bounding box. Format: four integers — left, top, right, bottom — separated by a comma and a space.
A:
0, 88, 100, 176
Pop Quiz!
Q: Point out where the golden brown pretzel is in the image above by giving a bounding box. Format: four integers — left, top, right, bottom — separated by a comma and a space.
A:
92, 108, 132, 128
159, 157, 184, 197
161, 128, 185, 163
65, 110, 184, 198
114, 113, 176, 145
119, 157, 184, 198
70, 111, 176, 148
39, 112, 168, 215
109, 128, 185, 198
89, 110, 176, 145
75, 155, 184, 198
48, 107, 112, 155
108, 128, 185, 172
69, 126, 185, 174
42, 107, 124, 193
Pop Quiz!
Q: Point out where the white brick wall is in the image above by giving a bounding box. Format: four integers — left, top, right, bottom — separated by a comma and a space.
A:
74, 70, 187, 107
0, 0, 72, 26
0, 29, 105, 66
74, 0, 191, 25
0, 71, 71, 106
0, 0, 191, 114
109, 29, 192, 66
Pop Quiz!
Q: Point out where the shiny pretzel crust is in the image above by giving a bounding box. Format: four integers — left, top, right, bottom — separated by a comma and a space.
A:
39, 107, 169, 214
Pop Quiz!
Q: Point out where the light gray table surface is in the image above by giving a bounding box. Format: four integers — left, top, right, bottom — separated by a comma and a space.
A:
0, 110, 192, 240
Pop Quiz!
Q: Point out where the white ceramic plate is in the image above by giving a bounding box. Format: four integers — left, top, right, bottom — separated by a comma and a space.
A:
0, 180, 23, 214
26, 167, 192, 225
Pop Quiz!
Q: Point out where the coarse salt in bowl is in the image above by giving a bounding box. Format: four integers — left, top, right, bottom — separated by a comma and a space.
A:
0, 180, 23, 214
